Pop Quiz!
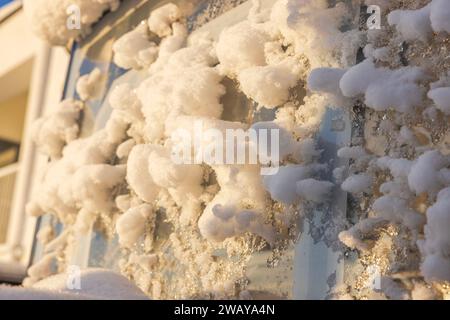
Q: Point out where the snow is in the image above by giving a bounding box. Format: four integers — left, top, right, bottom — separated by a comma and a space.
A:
408, 150, 449, 195
135, 39, 224, 142
112, 22, 159, 70
337, 146, 368, 160
27, 111, 128, 240
23, 0, 120, 46
388, 0, 450, 42
76, 68, 104, 101
339, 60, 426, 113
262, 165, 311, 205
372, 195, 425, 231
411, 282, 439, 300
388, 4, 433, 42
238, 59, 300, 108
198, 165, 274, 243
364, 45, 391, 62
338, 217, 387, 252
429, 0, 450, 34
0, 269, 147, 300
427, 87, 450, 115
309, 59, 427, 113
308, 67, 346, 95
341, 174, 373, 194
146, 144, 203, 224
26, 253, 56, 282
270, 0, 352, 69
126, 145, 160, 203
198, 204, 275, 244
31, 99, 83, 159
296, 179, 334, 203
419, 187, 450, 282
147, 3, 182, 38
216, 20, 270, 77
129, 253, 158, 272
377, 157, 413, 179
116, 204, 153, 249
24, 0, 450, 299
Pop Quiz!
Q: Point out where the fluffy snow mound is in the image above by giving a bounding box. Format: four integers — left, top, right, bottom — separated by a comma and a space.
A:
198, 165, 274, 243
296, 178, 334, 203
341, 174, 373, 194
23, 0, 120, 45
388, 3, 433, 42
216, 20, 270, 77
76, 68, 104, 101
408, 150, 449, 196
428, 87, 450, 115
419, 188, 450, 282
0, 269, 147, 300
116, 204, 153, 248
31, 99, 83, 159
339, 60, 426, 113
263, 165, 312, 205
238, 59, 300, 108
112, 22, 159, 70
388, 0, 450, 42
147, 3, 182, 37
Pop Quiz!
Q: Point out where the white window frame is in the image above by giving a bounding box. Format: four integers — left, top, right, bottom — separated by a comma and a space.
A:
0, 39, 70, 282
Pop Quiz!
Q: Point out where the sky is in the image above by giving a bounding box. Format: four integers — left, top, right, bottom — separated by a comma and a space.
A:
0, 0, 13, 9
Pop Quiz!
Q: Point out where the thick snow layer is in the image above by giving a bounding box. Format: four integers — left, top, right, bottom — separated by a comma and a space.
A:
28, 0, 450, 299
388, 0, 450, 42
238, 59, 300, 108
116, 204, 153, 248
337, 146, 368, 160
310, 59, 427, 113
339, 60, 426, 113
419, 187, 450, 282
23, 0, 120, 46
216, 20, 270, 77
198, 165, 274, 243
296, 178, 334, 203
341, 174, 373, 194
388, 4, 433, 42
147, 3, 182, 38
263, 165, 312, 205
76, 68, 104, 101
408, 150, 449, 195
270, 0, 351, 69
428, 87, 450, 115
112, 22, 159, 70
372, 195, 425, 231
135, 37, 224, 142
28, 112, 128, 228
126, 145, 160, 203
307, 68, 347, 95
429, 0, 450, 34
31, 99, 83, 159
1, 269, 147, 300
377, 157, 413, 179
146, 144, 203, 224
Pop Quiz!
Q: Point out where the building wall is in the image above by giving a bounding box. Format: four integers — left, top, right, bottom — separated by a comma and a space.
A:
0, 91, 28, 143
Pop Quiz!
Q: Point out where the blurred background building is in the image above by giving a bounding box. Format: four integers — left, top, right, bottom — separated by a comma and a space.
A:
0, 0, 69, 283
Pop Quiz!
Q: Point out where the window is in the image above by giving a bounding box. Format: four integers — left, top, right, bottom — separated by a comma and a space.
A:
31, 0, 361, 299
